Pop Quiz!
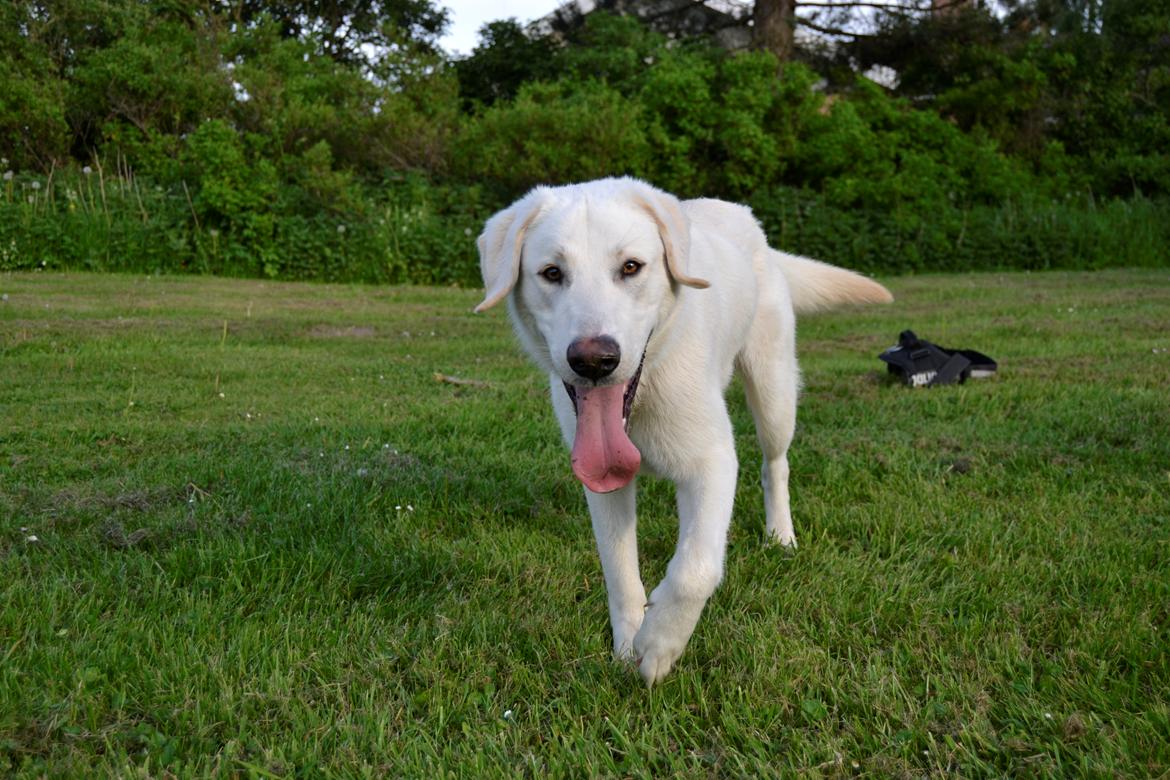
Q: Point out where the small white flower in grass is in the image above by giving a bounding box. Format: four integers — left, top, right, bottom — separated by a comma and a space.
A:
208, 228, 219, 238
245, 413, 251, 419
3, 171, 13, 181
218, 392, 225, 398
344, 444, 350, 450
503, 709, 514, 721
30, 181, 40, 190
463, 227, 472, 236
1044, 712, 1053, 720
26, 535, 39, 543
357, 468, 369, 477
337, 224, 346, 234
395, 505, 401, 510
407, 505, 414, 512
382, 443, 389, 449
82, 166, 92, 175
20, 527, 28, 532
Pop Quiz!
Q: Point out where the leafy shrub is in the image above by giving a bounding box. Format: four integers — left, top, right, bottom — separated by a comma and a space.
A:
453, 80, 650, 198
749, 186, 1170, 273
454, 19, 560, 107
0, 167, 495, 285
69, 18, 231, 159
0, 59, 70, 171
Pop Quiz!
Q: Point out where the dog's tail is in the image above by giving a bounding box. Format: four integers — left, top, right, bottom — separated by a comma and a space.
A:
773, 250, 893, 314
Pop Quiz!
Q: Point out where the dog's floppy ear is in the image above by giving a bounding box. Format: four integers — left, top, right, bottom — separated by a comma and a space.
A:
474, 189, 547, 313
635, 189, 709, 290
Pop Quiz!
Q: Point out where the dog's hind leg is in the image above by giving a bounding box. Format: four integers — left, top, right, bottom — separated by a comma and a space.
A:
737, 298, 799, 547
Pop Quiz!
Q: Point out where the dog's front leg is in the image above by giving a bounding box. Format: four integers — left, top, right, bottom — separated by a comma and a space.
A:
585, 483, 646, 660
633, 448, 737, 686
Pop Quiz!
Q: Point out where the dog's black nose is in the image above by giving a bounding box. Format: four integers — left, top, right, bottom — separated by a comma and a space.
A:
567, 336, 621, 381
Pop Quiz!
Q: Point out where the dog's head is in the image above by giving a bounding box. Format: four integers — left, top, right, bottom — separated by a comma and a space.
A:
474, 177, 709, 493
475, 177, 708, 383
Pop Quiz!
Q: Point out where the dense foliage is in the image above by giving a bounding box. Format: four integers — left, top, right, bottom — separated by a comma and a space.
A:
1, 1, 1166, 282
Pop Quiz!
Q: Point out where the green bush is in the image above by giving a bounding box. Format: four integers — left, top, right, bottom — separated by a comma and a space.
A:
0, 60, 70, 171
0, 168, 494, 285
0, 168, 190, 274
749, 186, 1170, 273
453, 80, 650, 197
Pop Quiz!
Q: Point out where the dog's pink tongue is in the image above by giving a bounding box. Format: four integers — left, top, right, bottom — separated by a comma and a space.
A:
571, 383, 641, 493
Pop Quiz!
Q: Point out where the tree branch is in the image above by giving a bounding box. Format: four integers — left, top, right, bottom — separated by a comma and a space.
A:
794, 16, 882, 37
797, 1, 930, 9
631, 0, 750, 26
798, 0, 972, 16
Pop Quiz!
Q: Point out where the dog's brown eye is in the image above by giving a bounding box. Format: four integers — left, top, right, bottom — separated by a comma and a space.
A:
540, 265, 563, 283
621, 259, 642, 277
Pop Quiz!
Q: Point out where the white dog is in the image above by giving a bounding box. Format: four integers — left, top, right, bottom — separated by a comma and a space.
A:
476, 177, 892, 685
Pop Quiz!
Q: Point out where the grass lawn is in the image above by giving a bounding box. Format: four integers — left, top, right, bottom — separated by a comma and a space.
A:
1, 269, 1168, 776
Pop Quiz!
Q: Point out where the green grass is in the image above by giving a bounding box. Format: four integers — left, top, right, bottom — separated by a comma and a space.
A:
1, 269, 1168, 776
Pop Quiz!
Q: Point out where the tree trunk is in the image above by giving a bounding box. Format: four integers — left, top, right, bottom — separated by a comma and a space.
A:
753, 0, 796, 62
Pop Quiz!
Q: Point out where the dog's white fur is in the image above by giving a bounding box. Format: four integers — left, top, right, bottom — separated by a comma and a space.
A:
477, 177, 892, 685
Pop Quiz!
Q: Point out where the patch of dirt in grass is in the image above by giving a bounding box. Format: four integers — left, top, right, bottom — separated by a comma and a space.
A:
1062, 712, 1088, 740
286, 446, 424, 477
2, 317, 183, 336
100, 522, 154, 549
48, 485, 185, 517
0, 722, 54, 764
91, 483, 248, 550
29, 485, 195, 542
308, 324, 378, 338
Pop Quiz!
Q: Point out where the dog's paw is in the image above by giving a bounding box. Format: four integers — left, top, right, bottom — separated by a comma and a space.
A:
611, 608, 644, 661
634, 640, 684, 686
632, 598, 699, 686
766, 528, 798, 549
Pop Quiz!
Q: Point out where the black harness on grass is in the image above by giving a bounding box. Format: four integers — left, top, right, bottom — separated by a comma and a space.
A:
879, 330, 997, 387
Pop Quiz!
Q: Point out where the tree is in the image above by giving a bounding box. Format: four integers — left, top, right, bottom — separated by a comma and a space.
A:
218, 0, 449, 68
752, 0, 796, 60
454, 20, 559, 108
